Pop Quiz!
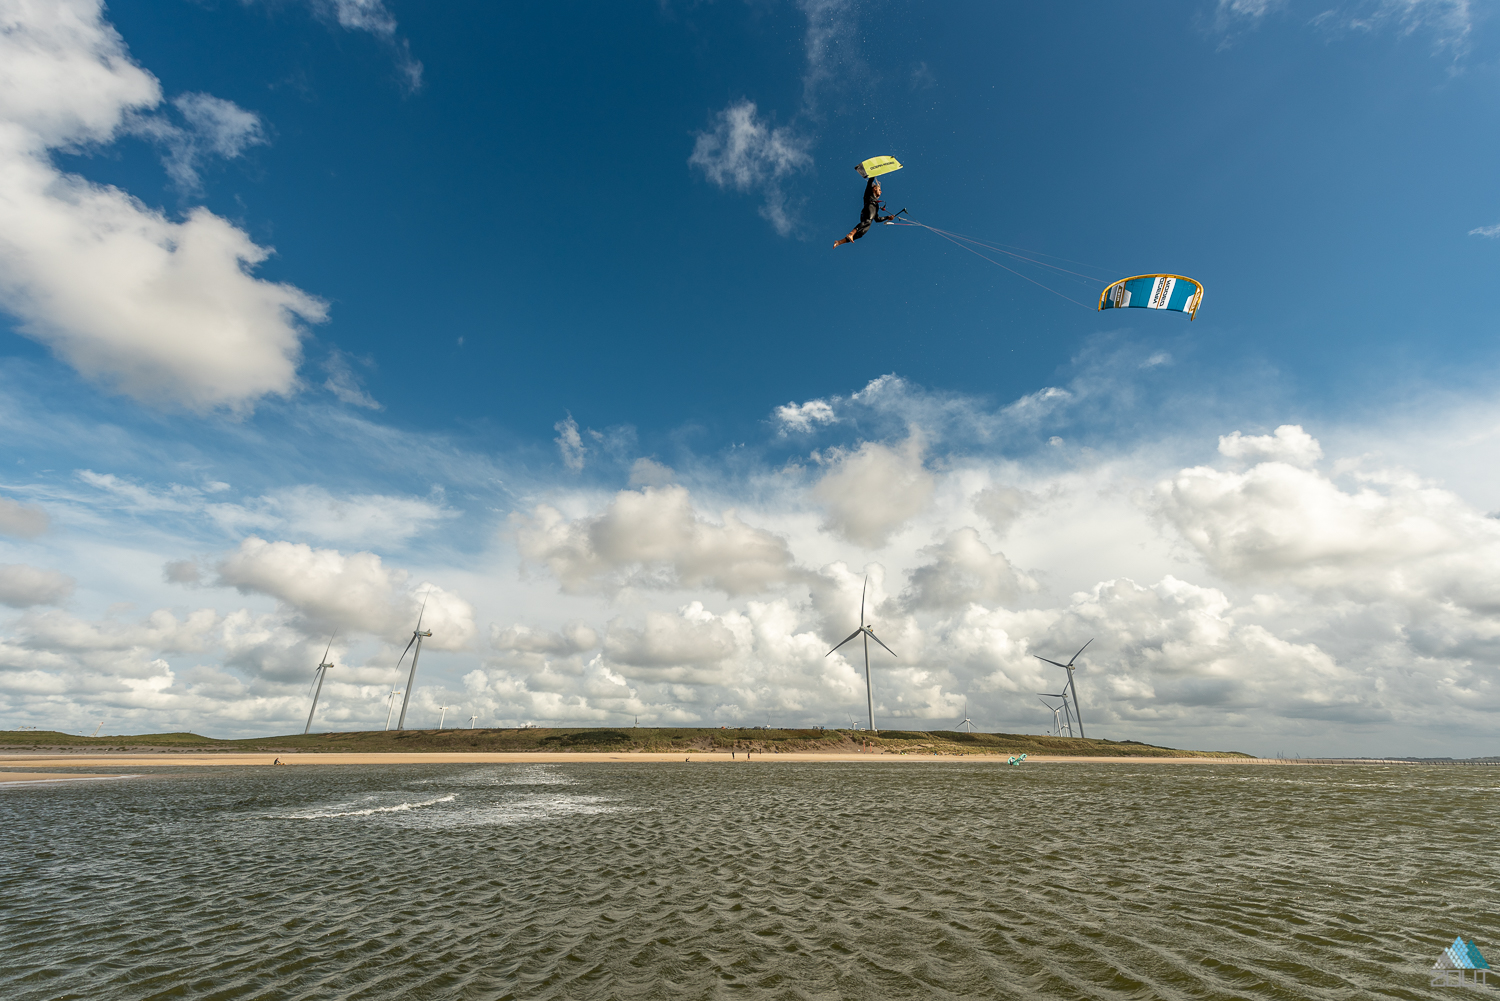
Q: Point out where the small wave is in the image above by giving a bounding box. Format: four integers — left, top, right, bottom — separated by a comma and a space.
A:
271, 793, 457, 820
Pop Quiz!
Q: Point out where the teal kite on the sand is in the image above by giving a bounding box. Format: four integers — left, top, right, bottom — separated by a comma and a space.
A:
1099, 274, 1203, 320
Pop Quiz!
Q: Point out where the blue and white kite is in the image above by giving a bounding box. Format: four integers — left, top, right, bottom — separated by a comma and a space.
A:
1098, 274, 1203, 320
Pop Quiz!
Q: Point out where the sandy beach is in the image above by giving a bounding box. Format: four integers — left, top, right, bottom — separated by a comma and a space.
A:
0, 752, 1392, 775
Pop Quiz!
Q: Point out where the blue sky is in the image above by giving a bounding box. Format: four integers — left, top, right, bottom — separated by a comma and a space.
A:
3, 0, 1500, 755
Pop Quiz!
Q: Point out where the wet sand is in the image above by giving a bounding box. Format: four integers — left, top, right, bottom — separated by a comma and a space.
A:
0, 772, 139, 784
0, 752, 1382, 769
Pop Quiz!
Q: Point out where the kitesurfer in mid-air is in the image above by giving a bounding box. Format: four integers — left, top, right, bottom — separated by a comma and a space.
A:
833, 177, 898, 248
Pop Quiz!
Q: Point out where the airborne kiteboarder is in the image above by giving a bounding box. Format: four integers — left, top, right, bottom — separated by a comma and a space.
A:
833, 177, 899, 248
833, 156, 905, 248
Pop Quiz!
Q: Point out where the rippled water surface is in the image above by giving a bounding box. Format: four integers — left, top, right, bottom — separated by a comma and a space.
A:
3, 761, 1496, 1000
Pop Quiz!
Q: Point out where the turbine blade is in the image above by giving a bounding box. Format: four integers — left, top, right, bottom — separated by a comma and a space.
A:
394, 632, 418, 670
321, 628, 338, 666
1068, 638, 1093, 665
860, 577, 867, 627
826, 629, 864, 656
1034, 656, 1068, 668
865, 629, 898, 657
414, 590, 432, 631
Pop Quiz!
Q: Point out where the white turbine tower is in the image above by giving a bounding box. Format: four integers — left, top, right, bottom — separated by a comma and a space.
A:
395, 593, 434, 731
826, 577, 898, 734
468, 715, 478, 729
1034, 639, 1091, 739
304, 631, 337, 735
437, 705, 451, 729
384, 689, 403, 731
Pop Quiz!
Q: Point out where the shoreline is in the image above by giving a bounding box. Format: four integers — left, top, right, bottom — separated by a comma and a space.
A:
0, 751, 1420, 776
0, 772, 141, 785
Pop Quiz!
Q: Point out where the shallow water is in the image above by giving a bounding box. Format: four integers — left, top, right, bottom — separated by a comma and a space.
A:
2, 761, 1494, 1000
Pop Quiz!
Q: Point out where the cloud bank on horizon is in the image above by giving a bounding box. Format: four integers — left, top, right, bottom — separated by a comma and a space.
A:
1, 0, 1499, 757
6, 358, 1500, 756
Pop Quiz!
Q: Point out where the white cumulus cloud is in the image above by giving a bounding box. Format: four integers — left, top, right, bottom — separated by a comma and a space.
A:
774, 398, 837, 434
211, 536, 476, 650
1217, 424, 1323, 467
0, 563, 74, 607
512, 485, 798, 596
0, 0, 328, 411
689, 100, 812, 235
813, 433, 935, 547
901, 528, 1039, 612
0, 495, 49, 538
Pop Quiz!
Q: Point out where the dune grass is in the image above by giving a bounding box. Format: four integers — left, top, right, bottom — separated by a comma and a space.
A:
0, 727, 1252, 758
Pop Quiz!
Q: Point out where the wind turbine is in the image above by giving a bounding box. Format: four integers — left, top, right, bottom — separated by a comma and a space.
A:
1034, 639, 1090, 739
437, 705, 451, 729
1038, 690, 1075, 737
394, 593, 434, 731
955, 702, 976, 733
384, 689, 403, 730
826, 577, 898, 733
90, 722, 103, 738
1038, 695, 1067, 737
468, 715, 478, 729
304, 630, 337, 735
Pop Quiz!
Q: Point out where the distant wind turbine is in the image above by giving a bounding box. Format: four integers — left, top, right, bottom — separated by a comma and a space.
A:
468, 715, 478, 729
384, 689, 403, 731
1038, 695, 1067, 737
826, 577, 898, 734
395, 593, 434, 731
304, 630, 338, 735
437, 705, 451, 729
1038, 690, 1077, 737
1034, 639, 1091, 739
955, 702, 976, 733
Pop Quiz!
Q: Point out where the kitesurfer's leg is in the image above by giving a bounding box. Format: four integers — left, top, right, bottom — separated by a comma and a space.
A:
834, 221, 871, 247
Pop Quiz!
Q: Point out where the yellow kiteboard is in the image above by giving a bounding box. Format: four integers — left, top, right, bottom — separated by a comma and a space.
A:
855, 156, 903, 179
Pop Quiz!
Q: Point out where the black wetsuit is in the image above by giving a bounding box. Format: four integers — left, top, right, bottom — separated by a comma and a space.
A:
849, 179, 894, 241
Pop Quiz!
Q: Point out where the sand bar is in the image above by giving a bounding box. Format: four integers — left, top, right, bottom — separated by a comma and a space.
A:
0, 752, 1400, 768
0, 771, 139, 784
